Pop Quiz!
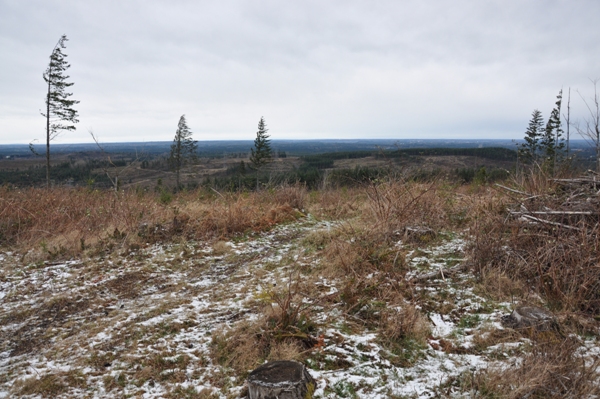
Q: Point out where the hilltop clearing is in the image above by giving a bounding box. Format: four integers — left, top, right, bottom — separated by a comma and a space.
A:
0, 180, 599, 398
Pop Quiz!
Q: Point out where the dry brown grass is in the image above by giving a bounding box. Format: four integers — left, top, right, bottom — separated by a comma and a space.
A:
13, 370, 87, 397
5, 174, 598, 396
379, 303, 430, 346
2, 292, 97, 357
210, 318, 309, 379
470, 325, 529, 355
362, 179, 451, 238
132, 352, 191, 385
455, 338, 600, 398
0, 185, 306, 259
468, 173, 600, 316
273, 182, 308, 211
211, 240, 233, 256
307, 187, 362, 220
209, 319, 269, 375
474, 269, 528, 302
209, 270, 317, 377
165, 386, 220, 399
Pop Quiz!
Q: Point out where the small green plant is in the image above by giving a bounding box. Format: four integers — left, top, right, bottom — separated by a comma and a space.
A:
331, 380, 357, 398
159, 188, 173, 205
458, 314, 481, 329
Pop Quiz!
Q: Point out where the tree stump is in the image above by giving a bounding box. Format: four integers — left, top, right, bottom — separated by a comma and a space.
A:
403, 226, 436, 243
247, 360, 316, 399
501, 305, 560, 333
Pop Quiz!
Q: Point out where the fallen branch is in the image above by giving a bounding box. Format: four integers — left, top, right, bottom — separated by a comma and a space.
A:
518, 214, 582, 231
409, 263, 466, 282
509, 210, 596, 216
495, 184, 531, 196
551, 178, 599, 184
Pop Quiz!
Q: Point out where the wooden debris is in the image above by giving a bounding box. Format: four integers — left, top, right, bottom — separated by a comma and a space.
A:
501, 306, 561, 333
409, 263, 466, 282
501, 174, 600, 232
515, 214, 583, 231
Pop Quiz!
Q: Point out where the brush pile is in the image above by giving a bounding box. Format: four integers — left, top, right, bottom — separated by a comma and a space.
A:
471, 171, 600, 317
502, 170, 600, 232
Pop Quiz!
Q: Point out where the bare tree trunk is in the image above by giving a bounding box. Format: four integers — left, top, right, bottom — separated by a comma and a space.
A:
90, 129, 142, 192
576, 80, 600, 172
565, 87, 571, 159
46, 79, 51, 189
596, 89, 600, 173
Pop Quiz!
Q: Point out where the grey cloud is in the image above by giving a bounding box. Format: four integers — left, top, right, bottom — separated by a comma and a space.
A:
1, 0, 600, 143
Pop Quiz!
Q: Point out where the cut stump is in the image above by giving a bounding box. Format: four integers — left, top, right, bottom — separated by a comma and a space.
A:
403, 226, 436, 243
501, 305, 560, 333
247, 360, 316, 399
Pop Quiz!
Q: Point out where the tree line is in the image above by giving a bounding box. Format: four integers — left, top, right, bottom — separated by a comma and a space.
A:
29, 34, 600, 190
31, 35, 274, 191
518, 84, 600, 174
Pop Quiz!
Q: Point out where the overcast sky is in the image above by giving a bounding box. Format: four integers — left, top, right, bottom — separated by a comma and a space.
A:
1, 0, 600, 144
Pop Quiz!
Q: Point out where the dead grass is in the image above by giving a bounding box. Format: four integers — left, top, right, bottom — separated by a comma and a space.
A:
273, 182, 308, 211
210, 320, 268, 375
454, 338, 600, 398
3, 174, 599, 397
0, 185, 306, 259
13, 370, 87, 397
307, 188, 362, 220
104, 270, 148, 299
471, 326, 528, 354
165, 386, 220, 399
468, 172, 600, 317
379, 304, 430, 347
266, 339, 304, 362
362, 179, 450, 238
321, 225, 406, 279
210, 318, 309, 379
4, 294, 95, 357
474, 269, 528, 302
211, 240, 232, 256
132, 352, 191, 385
210, 269, 318, 378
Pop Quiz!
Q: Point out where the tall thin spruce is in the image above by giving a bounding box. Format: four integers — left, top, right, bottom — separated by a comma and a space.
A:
250, 117, 273, 189
564, 87, 571, 159
168, 115, 197, 191
41, 35, 79, 188
542, 89, 564, 174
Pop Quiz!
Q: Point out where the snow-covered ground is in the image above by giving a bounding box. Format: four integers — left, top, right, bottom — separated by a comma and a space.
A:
0, 216, 598, 398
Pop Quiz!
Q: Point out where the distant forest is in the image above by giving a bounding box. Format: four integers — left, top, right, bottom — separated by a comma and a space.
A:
0, 139, 596, 189
0, 138, 525, 158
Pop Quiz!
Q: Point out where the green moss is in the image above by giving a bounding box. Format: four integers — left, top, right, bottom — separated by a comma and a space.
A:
304, 381, 315, 399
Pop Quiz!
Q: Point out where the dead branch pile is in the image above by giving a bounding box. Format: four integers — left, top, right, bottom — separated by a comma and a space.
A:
498, 170, 600, 232
469, 172, 600, 316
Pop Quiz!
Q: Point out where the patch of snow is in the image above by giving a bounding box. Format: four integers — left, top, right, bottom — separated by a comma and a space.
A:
431, 313, 455, 337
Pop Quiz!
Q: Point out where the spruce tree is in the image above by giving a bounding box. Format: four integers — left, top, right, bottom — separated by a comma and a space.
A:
540, 90, 565, 173
250, 117, 272, 169
41, 34, 79, 188
169, 115, 197, 190
519, 109, 544, 164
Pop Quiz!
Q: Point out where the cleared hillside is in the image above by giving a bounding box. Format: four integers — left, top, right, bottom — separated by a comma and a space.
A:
0, 178, 599, 398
